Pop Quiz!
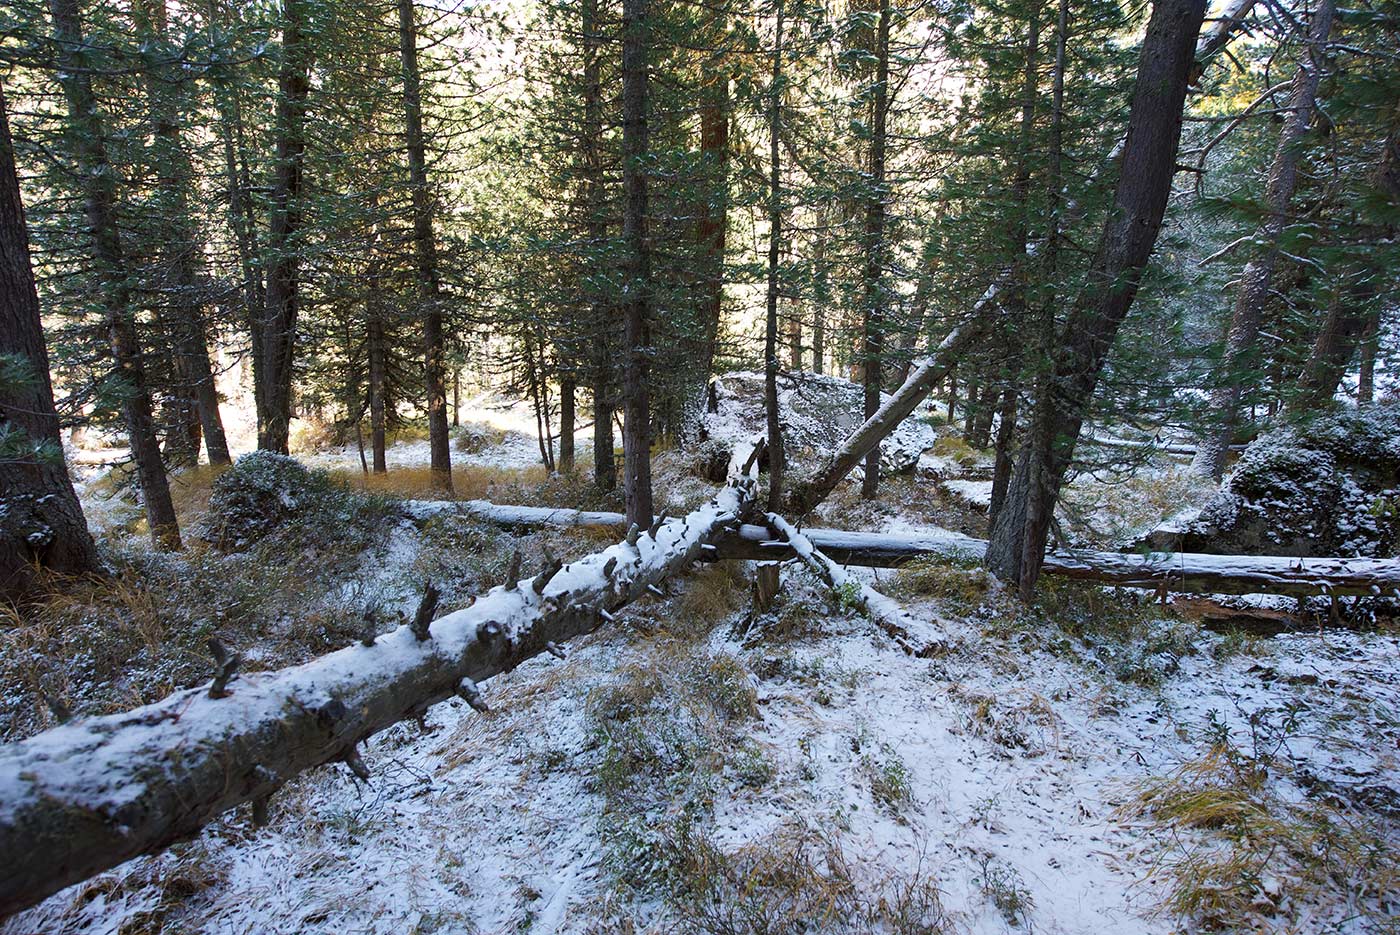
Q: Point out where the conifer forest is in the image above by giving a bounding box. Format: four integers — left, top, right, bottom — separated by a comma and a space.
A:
1, 0, 1399, 928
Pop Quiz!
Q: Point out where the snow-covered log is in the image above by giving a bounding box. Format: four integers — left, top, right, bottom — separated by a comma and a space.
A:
723, 524, 1400, 598
405, 499, 630, 529
764, 514, 946, 656
0, 479, 754, 919
404, 501, 1400, 598
1038, 550, 1400, 598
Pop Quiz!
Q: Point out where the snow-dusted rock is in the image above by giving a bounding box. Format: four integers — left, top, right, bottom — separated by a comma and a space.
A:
698, 370, 937, 477
1180, 404, 1400, 557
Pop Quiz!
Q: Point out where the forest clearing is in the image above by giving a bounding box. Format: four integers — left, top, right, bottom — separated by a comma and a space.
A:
0, 0, 1397, 930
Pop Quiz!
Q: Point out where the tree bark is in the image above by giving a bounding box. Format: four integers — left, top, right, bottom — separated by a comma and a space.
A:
0, 82, 101, 601
0, 481, 753, 919
764, 0, 786, 511
695, 24, 729, 381
581, 0, 615, 492
1292, 275, 1376, 411
367, 302, 388, 474
621, 0, 654, 527
258, 0, 310, 454
1191, 0, 1334, 479
48, 0, 180, 550
860, 0, 892, 500
398, 0, 453, 493
986, 0, 1207, 598
559, 375, 575, 472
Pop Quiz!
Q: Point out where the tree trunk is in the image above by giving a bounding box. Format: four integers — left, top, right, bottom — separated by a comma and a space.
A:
559, 375, 575, 472
48, 0, 180, 550
136, 0, 230, 466
0, 481, 753, 919
258, 0, 310, 454
764, 0, 786, 511
399, 0, 453, 494
582, 0, 615, 492
621, 0, 654, 527
695, 31, 729, 381
208, 6, 266, 422
1191, 0, 1334, 479
1357, 314, 1379, 404
986, 0, 1208, 598
0, 83, 101, 601
782, 0, 1252, 522
859, 0, 891, 500
367, 305, 388, 475
784, 317, 987, 515
1292, 276, 1376, 411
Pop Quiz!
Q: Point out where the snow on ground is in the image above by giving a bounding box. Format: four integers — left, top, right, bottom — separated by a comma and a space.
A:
8, 506, 1397, 934
27, 390, 1398, 934
941, 479, 994, 511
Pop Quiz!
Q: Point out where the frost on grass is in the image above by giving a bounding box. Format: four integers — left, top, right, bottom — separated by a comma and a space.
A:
1182, 403, 1400, 558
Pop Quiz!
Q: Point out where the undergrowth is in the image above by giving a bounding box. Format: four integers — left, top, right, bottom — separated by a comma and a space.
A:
1127, 707, 1400, 932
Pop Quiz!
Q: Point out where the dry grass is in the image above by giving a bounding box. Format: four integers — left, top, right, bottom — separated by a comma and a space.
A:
1127, 742, 1400, 931
598, 818, 951, 935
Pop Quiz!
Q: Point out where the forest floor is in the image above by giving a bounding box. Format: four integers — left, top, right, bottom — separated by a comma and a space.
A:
3, 392, 1398, 935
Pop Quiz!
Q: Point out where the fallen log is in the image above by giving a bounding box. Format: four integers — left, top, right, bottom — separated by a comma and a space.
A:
410, 500, 1400, 598
765, 514, 946, 656
0, 479, 754, 920
727, 526, 1400, 598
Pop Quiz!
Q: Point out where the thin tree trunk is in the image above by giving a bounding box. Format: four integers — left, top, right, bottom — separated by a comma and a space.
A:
986, 0, 1208, 598
1192, 0, 1334, 479
860, 0, 891, 500
0, 82, 101, 600
621, 0, 654, 527
367, 306, 388, 474
398, 0, 453, 493
559, 375, 575, 472
696, 36, 729, 381
582, 0, 615, 492
764, 0, 786, 511
137, 0, 230, 466
787, 305, 802, 370
208, 0, 265, 422
48, 0, 180, 550
258, 0, 310, 454
1292, 275, 1375, 411
1357, 314, 1379, 404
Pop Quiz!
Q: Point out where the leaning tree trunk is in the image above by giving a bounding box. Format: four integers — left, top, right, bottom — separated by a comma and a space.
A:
620, 0, 654, 528
1292, 273, 1377, 412
986, 0, 1208, 598
399, 0, 453, 494
0, 83, 100, 601
782, 0, 1255, 520
48, 0, 180, 550
1191, 0, 1334, 480
258, 0, 310, 454
0, 479, 754, 919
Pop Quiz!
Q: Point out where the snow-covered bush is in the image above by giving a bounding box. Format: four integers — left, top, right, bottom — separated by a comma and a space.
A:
203, 451, 397, 552
1182, 404, 1400, 557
